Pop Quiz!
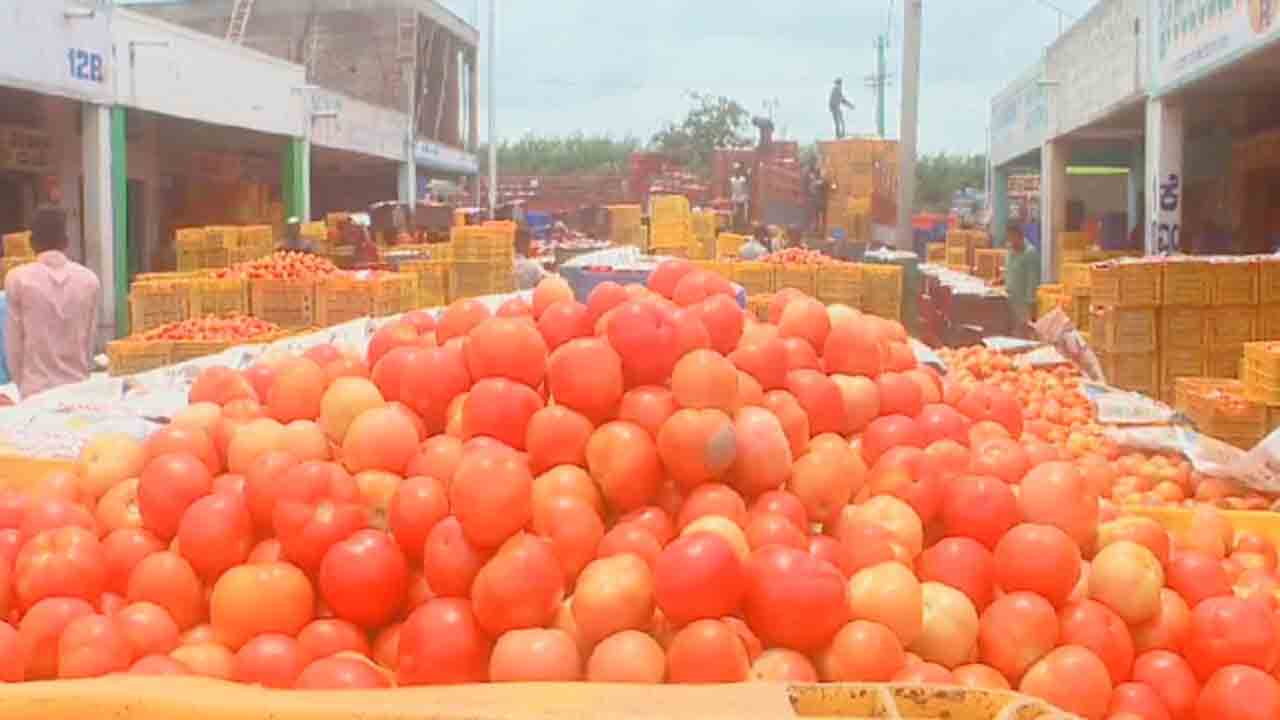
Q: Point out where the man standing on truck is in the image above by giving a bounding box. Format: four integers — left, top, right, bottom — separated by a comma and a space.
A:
1004, 221, 1041, 337
829, 79, 855, 139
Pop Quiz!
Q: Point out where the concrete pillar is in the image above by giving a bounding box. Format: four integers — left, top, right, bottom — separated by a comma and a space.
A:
992, 165, 1009, 248
1145, 97, 1184, 255
399, 158, 417, 205
81, 103, 116, 343
1127, 140, 1144, 236
1040, 138, 1068, 282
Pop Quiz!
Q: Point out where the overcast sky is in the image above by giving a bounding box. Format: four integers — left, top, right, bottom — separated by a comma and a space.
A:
472, 0, 1096, 155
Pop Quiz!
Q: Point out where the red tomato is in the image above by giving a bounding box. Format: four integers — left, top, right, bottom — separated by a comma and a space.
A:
992, 523, 1082, 607
978, 591, 1059, 680
398, 598, 491, 685
653, 532, 746, 626
233, 633, 309, 688
666, 618, 750, 683
1107, 682, 1172, 720
917, 537, 995, 611
398, 345, 472, 435
17, 596, 95, 679
273, 497, 369, 575
866, 446, 945, 524
1132, 650, 1199, 720
295, 654, 392, 689
743, 545, 848, 652
318, 530, 409, 629
1196, 665, 1280, 720
1165, 550, 1231, 608
1059, 599, 1135, 684
57, 613, 131, 678
298, 618, 370, 660
861, 415, 925, 466
461, 378, 544, 451
940, 474, 1019, 550
18, 497, 93, 543
1018, 645, 1113, 720
471, 533, 564, 637
137, 453, 213, 541
449, 450, 533, 549
969, 437, 1030, 484
956, 383, 1024, 439
422, 516, 490, 598
915, 403, 971, 446
175, 493, 253, 581
785, 369, 847, 436
1184, 595, 1278, 681
388, 476, 449, 562
465, 317, 549, 388
14, 526, 106, 611
126, 551, 204, 630
0, 621, 20, 682
607, 301, 681, 388
143, 425, 222, 476
114, 601, 180, 660
209, 562, 314, 650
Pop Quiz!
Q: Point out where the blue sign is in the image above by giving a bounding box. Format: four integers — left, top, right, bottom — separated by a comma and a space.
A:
67, 48, 105, 84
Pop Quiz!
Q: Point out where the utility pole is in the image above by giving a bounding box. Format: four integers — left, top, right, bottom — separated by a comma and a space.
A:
896, 0, 922, 250
487, 0, 497, 219
865, 34, 889, 138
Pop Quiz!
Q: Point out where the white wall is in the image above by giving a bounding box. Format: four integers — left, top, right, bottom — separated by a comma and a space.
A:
309, 90, 408, 163
111, 9, 306, 139
991, 61, 1049, 168
1046, 0, 1145, 136
1067, 173, 1130, 218
0, 2, 113, 104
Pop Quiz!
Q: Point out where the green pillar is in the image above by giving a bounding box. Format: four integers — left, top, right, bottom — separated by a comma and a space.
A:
992, 165, 1009, 248
110, 107, 129, 337
283, 137, 309, 221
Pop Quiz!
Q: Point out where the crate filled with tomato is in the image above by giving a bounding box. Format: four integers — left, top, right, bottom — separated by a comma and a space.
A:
2, 257, 1279, 720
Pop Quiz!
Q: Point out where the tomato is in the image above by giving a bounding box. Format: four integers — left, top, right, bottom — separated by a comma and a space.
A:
1132, 650, 1199, 720
57, 614, 131, 678
233, 633, 309, 688
586, 421, 664, 513
273, 496, 369, 575
295, 654, 392, 689
297, 618, 370, 660
956, 383, 1024, 439
367, 323, 420, 369
318, 530, 408, 629
114, 601, 180, 660
137, 453, 213, 541
449, 450, 533, 549
176, 492, 253, 581
387, 476, 449, 563
17, 596, 95, 679
1059, 599, 1135, 684
1184, 595, 1278, 681
470, 534, 563, 637
488, 627, 582, 682
525, 405, 594, 475
129, 654, 191, 676
341, 406, 421, 476
144, 425, 222, 476
992, 523, 1082, 607
209, 562, 314, 650
396, 345, 471, 435
730, 337, 788, 392
126, 551, 204, 630
617, 386, 678, 438
653, 532, 745, 627
1019, 645, 1113, 720
17, 497, 93, 544
537, 300, 593, 350
586, 629, 666, 683
0, 620, 20, 682
822, 620, 906, 682
1165, 550, 1231, 608
847, 560, 923, 646
969, 437, 1030, 484
546, 338, 625, 425
861, 415, 925, 466
939, 474, 1019, 550
1019, 461, 1099, 547
917, 537, 995, 611
877, 372, 924, 418
398, 598, 491, 685
422, 516, 489, 598
915, 403, 971, 446
466, 317, 549, 389
533, 495, 604, 582
1107, 682, 1173, 720
743, 545, 848, 652
823, 319, 883, 377
666, 619, 749, 683
461, 378, 544, 450
866, 446, 945, 524
14, 527, 106, 611
978, 591, 1059, 681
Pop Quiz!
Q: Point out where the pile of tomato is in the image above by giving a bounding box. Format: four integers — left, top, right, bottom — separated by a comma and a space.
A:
1, 259, 1279, 720
759, 248, 847, 266
941, 345, 1274, 512
212, 252, 340, 281
135, 316, 282, 344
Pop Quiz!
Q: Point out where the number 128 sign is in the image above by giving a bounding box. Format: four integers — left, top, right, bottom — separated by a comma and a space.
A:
67, 48, 105, 84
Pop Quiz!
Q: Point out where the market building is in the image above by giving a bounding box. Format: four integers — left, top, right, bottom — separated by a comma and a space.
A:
0, 0, 479, 342
992, 0, 1280, 280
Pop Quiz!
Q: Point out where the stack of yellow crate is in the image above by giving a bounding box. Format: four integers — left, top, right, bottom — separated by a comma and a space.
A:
1089, 260, 1162, 397
690, 210, 717, 260
606, 204, 644, 248
818, 138, 897, 238
1059, 259, 1093, 333
863, 264, 904, 321
451, 222, 515, 299
649, 194, 693, 257
974, 249, 1008, 283
1174, 377, 1271, 449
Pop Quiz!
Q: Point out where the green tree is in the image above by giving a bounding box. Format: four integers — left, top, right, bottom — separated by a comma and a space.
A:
650, 92, 753, 170
915, 153, 986, 211
479, 133, 641, 175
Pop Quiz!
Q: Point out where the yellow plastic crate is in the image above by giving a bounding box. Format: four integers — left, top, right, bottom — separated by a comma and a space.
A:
128, 276, 193, 334
106, 340, 173, 376
1261, 258, 1280, 304
249, 277, 317, 330
1060, 262, 1093, 293
864, 264, 905, 307
451, 260, 514, 300
974, 248, 1007, 282
926, 242, 945, 264
945, 246, 968, 269
1212, 259, 1260, 306
1091, 261, 1161, 308
1036, 284, 1065, 319
1161, 259, 1212, 306
816, 264, 864, 306
1260, 304, 1280, 341
1101, 351, 1160, 396
401, 259, 451, 309
732, 261, 775, 295
3, 231, 32, 258
1160, 347, 1207, 397
1058, 230, 1090, 254
450, 224, 515, 262
1206, 306, 1259, 348
716, 233, 748, 259
187, 275, 248, 318
1159, 306, 1207, 350
649, 194, 691, 220
775, 264, 817, 295
1208, 346, 1245, 379
1091, 306, 1157, 353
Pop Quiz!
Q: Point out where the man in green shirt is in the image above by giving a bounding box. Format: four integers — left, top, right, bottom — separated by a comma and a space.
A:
1004, 221, 1040, 335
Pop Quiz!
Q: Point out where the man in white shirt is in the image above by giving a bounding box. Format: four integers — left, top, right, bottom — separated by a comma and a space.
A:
730, 164, 751, 232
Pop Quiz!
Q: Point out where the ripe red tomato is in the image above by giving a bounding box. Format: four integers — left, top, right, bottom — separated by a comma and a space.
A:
653, 532, 745, 626
956, 383, 1024, 438
233, 633, 309, 688
398, 598, 491, 685
470, 533, 563, 637
743, 545, 848, 653
1196, 665, 1280, 720
114, 601, 180, 660
992, 523, 1082, 607
318, 529, 409, 629
915, 403, 971, 446
126, 551, 204, 630
917, 537, 995, 611
14, 526, 106, 611
57, 614, 132, 678
861, 415, 925, 466
666, 618, 749, 683
17, 596, 95, 679
175, 493, 253, 581
137, 453, 213, 541
940, 474, 1019, 550
388, 476, 449, 562
273, 497, 369, 575
1184, 595, 1278, 681
1059, 599, 1136, 684
422, 516, 490, 598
